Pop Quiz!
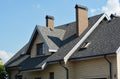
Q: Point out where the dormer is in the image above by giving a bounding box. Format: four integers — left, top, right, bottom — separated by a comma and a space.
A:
36, 43, 44, 55
30, 31, 45, 57
26, 15, 65, 57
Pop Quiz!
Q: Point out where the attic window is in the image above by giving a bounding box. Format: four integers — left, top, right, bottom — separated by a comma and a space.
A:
81, 42, 91, 49
36, 43, 44, 55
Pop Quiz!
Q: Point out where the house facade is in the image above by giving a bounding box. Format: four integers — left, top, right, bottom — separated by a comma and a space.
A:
5, 4, 120, 79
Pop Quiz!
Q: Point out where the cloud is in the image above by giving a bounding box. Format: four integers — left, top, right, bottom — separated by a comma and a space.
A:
102, 0, 120, 16
0, 50, 14, 64
90, 8, 100, 16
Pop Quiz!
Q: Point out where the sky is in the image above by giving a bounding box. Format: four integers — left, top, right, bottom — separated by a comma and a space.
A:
0, 0, 120, 63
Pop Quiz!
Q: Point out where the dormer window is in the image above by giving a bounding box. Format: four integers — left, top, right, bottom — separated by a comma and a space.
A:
36, 43, 44, 55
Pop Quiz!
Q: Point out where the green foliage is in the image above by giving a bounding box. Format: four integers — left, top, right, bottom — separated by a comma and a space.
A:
0, 61, 6, 79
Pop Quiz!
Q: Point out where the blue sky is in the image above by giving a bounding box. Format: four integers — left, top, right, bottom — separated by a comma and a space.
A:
0, 0, 120, 63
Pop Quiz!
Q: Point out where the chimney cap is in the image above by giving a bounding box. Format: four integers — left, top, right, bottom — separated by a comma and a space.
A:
46, 15, 54, 20
75, 4, 88, 11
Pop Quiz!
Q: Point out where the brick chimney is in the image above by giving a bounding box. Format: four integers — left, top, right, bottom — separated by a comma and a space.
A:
46, 15, 54, 29
75, 4, 88, 36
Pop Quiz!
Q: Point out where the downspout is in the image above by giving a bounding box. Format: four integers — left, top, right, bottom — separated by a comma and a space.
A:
59, 61, 69, 79
104, 55, 112, 79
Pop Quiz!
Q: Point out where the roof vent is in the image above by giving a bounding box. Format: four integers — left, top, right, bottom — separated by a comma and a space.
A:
80, 42, 91, 49
110, 14, 118, 19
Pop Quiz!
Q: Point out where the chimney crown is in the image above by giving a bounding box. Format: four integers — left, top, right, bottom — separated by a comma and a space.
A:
46, 15, 54, 20
75, 4, 88, 11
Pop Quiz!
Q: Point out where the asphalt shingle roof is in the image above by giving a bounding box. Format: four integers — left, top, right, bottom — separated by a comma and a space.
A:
37, 26, 66, 49
71, 17, 120, 59
46, 14, 103, 62
20, 55, 49, 71
6, 13, 120, 71
5, 44, 29, 67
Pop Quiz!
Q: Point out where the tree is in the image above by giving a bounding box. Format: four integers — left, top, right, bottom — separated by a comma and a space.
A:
0, 58, 6, 79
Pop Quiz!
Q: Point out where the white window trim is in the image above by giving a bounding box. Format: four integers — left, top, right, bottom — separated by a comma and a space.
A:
64, 13, 110, 64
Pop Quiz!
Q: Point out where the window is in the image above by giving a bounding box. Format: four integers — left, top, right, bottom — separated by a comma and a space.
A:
36, 43, 44, 55
49, 72, 54, 79
35, 77, 41, 79
17, 75, 22, 79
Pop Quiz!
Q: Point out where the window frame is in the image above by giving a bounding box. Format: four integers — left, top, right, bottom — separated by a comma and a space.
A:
35, 77, 41, 79
49, 72, 54, 79
36, 43, 44, 55
17, 75, 22, 79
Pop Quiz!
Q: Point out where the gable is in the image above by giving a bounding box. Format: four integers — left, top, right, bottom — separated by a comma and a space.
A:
37, 26, 66, 50
25, 26, 47, 57
30, 33, 43, 57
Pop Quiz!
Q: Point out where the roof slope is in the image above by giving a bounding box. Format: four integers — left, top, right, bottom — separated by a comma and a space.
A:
71, 17, 120, 59
5, 43, 28, 66
46, 14, 103, 62
37, 26, 65, 49
20, 55, 49, 71
6, 13, 117, 71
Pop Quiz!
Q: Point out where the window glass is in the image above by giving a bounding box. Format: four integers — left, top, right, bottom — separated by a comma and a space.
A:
35, 77, 41, 79
17, 75, 22, 79
49, 72, 54, 79
36, 43, 44, 55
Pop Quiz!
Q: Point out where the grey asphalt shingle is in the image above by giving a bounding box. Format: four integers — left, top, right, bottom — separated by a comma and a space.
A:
37, 26, 66, 49
20, 55, 50, 71
5, 44, 29, 67
6, 13, 117, 71
46, 14, 103, 62
71, 17, 120, 59
7, 55, 29, 67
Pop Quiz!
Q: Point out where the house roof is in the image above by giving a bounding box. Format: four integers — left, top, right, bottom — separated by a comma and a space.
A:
5, 43, 29, 66
19, 55, 49, 71
71, 16, 120, 59
46, 14, 104, 62
37, 26, 66, 49
7, 55, 29, 67
5, 13, 120, 71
